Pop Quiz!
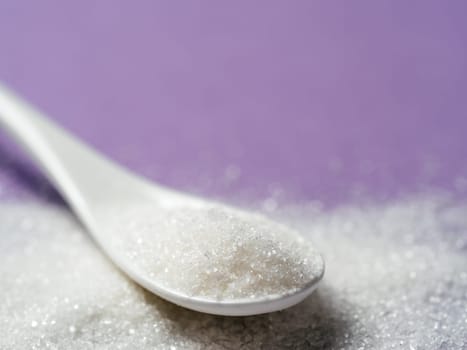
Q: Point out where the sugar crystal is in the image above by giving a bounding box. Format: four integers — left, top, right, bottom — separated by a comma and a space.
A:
107, 205, 324, 300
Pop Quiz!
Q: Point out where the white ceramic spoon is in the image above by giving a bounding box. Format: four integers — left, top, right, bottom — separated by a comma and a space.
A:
0, 83, 324, 316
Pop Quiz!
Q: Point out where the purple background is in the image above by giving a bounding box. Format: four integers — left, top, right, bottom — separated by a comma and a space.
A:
1, 1, 467, 205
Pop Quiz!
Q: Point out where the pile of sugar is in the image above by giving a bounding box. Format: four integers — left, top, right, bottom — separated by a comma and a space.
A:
108, 205, 324, 300
0, 193, 466, 349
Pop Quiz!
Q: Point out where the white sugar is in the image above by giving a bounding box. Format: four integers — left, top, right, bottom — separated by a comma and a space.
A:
0, 193, 466, 349
108, 205, 324, 300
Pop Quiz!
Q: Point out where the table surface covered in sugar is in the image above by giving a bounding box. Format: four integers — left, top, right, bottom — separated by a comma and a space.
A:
0, 195, 466, 349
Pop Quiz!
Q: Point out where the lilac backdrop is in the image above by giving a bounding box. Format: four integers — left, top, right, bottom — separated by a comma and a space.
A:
1, 1, 466, 205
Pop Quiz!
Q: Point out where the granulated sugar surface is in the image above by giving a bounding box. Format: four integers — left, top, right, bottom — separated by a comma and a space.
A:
108, 205, 324, 300
1, 193, 466, 349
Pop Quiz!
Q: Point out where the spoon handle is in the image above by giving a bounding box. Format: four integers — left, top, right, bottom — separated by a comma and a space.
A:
0, 83, 139, 227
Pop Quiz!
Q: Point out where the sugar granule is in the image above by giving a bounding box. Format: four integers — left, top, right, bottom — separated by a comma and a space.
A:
108, 205, 324, 300
0, 193, 466, 349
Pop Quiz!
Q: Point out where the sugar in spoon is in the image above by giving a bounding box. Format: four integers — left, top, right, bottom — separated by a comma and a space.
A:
0, 83, 324, 316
